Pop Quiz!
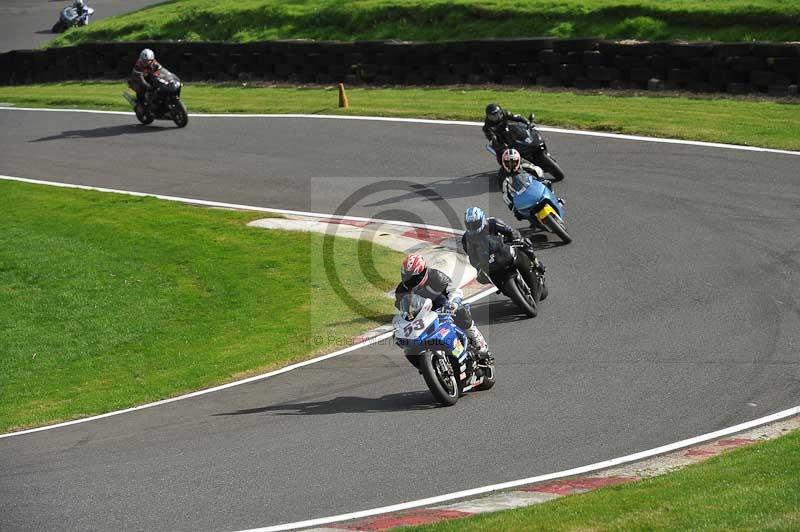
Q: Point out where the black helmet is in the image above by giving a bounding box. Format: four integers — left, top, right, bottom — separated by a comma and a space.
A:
485, 103, 504, 127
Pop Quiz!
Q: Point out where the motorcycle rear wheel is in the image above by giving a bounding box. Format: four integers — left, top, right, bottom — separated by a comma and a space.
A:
172, 100, 189, 128
504, 275, 537, 318
420, 350, 459, 406
135, 104, 154, 125
544, 213, 572, 244
540, 153, 565, 182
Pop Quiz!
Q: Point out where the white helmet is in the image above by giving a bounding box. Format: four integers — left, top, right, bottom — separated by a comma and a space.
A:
74, 0, 85, 9
139, 48, 155, 63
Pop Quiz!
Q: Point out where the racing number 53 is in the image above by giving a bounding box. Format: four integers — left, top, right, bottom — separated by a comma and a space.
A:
404, 318, 425, 337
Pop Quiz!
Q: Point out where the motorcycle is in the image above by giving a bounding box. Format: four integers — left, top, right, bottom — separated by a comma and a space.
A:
470, 235, 548, 318
489, 114, 565, 182
393, 294, 495, 406
502, 170, 572, 244
123, 68, 189, 128
52, 6, 94, 33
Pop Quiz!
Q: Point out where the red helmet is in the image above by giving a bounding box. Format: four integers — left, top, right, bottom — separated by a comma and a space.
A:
401, 254, 429, 288
501, 149, 522, 173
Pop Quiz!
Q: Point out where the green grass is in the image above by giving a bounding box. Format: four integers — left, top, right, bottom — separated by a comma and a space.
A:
1, 82, 799, 151
410, 429, 800, 531
48, 0, 800, 47
0, 180, 402, 433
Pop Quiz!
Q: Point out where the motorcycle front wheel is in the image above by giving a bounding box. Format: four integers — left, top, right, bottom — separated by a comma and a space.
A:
544, 212, 572, 244
503, 274, 537, 318
420, 350, 459, 406
171, 100, 189, 128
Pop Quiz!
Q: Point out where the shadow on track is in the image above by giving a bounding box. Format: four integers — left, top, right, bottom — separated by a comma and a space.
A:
214, 390, 439, 416
31, 124, 173, 142
470, 298, 538, 324
363, 170, 501, 207
520, 229, 568, 250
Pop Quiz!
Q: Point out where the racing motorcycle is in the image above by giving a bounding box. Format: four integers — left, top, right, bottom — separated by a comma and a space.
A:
488, 114, 565, 182
394, 294, 495, 406
123, 68, 189, 128
470, 235, 547, 318
502, 170, 572, 244
52, 6, 94, 33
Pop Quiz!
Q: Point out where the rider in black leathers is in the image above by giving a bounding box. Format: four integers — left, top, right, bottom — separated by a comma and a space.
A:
461, 207, 545, 296
483, 103, 531, 157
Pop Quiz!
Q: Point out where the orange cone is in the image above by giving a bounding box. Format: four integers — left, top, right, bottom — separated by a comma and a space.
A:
338, 83, 349, 108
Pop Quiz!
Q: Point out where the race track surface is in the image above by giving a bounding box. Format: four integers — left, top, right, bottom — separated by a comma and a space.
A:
1, 109, 799, 532
0, 0, 163, 52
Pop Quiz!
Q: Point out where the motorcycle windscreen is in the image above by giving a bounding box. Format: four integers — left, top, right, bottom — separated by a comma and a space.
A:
61, 7, 77, 21
511, 174, 546, 211
397, 294, 431, 321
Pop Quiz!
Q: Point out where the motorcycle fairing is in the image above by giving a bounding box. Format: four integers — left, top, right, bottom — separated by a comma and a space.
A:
512, 177, 565, 221
393, 309, 469, 362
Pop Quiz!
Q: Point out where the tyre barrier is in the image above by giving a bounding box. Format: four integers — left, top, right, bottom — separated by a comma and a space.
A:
1, 39, 798, 96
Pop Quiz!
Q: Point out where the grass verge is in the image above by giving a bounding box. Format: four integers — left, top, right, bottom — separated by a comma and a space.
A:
409, 429, 800, 531
48, 0, 800, 47
1, 82, 799, 150
0, 180, 402, 433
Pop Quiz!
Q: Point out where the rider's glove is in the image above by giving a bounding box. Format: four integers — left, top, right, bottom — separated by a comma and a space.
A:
444, 301, 459, 314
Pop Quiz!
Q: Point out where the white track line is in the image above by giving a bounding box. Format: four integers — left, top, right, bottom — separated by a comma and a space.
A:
2, 106, 799, 157
0, 173, 494, 439
239, 405, 800, 532
0, 175, 460, 235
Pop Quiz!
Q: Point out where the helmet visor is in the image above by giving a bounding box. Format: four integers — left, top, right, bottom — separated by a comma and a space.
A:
465, 217, 485, 233
487, 109, 503, 125
402, 270, 427, 287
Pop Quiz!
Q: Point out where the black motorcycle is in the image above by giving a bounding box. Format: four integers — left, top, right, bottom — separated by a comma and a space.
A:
123, 68, 189, 128
489, 114, 565, 182
470, 235, 547, 318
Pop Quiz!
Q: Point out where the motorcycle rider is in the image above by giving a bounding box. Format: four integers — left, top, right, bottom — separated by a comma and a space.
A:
73, 0, 91, 25
461, 207, 546, 294
129, 49, 162, 107
483, 103, 531, 153
498, 147, 551, 188
395, 254, 489, 355
500, 148, 563, 225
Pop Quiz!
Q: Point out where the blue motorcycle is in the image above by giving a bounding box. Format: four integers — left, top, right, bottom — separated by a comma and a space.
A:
503, 170, 572, 244
393, 295, 495, 406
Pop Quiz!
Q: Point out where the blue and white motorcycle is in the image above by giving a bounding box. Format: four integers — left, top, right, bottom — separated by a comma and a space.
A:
52, 6, 94, 33
393, 295, 495, 406
502, 170, 572, 244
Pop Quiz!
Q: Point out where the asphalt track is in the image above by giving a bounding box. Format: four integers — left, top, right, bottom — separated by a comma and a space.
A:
0, 0, 164, 52
1, 109, 799, 532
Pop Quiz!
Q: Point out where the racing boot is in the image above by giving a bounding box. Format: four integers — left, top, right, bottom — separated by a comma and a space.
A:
532, 257, 548, 301
466, 324, 489, 356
